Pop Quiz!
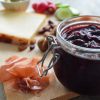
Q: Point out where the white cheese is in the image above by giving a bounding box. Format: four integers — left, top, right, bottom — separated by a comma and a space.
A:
0, 11, 46, 39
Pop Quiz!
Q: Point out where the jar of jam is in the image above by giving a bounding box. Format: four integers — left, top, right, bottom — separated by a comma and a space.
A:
36, 16, 100, 95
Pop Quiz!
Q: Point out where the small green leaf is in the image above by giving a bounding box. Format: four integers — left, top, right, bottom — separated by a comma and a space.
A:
55, 6, 80, 21
69, 6, 80, 16
55, 7, 73, 21
56, 3, 69, 8
10, 0, 20, 2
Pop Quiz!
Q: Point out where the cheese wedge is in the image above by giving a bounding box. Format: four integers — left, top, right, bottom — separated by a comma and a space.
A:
0, 10, 47, 49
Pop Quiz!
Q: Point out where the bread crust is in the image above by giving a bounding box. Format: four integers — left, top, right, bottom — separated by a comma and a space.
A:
0, 33, 35, 51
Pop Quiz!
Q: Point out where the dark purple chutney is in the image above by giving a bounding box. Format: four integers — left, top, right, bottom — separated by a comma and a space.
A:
63, 23, 100, 48
54, 23, 100, 95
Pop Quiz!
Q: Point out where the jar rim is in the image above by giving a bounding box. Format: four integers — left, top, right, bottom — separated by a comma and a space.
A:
57, 16, 100, 53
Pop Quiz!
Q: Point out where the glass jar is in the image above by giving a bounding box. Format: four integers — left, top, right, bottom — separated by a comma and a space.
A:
37, 16, 100, 95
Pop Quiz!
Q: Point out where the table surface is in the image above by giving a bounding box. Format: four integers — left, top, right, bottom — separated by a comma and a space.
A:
0, 0, 100, 15
60, 0, 100, 15
0, 0, 100, 100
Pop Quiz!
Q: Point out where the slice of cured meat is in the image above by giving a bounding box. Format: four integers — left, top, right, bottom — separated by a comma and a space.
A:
0, 56, 49, 94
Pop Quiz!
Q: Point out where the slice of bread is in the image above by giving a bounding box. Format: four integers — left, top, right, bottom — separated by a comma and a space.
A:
0, 10, 47, 50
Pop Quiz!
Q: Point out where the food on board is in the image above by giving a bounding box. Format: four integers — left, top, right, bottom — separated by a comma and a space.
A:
0, 56, 49, 94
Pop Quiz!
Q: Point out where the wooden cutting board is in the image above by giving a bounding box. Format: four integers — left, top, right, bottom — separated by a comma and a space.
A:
0, 43, 67, 100
0, 9, 68, 100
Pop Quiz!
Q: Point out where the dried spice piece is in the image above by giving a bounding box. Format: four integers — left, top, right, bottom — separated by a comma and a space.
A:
37, 20, 57, 52
30, 44, 35, 51
48, 20, 54, 25
18, 44, 28, 51
28, 39, 36, 52
44, 25, 56, 37
38, 37, 48, 52
38, 20, 56, 35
